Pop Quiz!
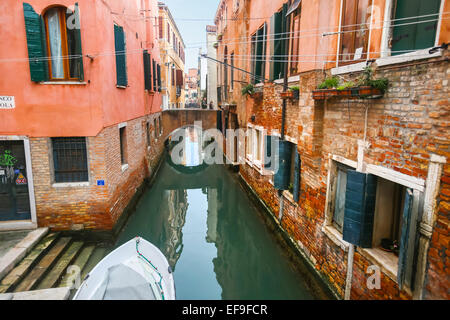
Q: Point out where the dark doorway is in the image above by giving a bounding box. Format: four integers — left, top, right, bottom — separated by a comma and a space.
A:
0, 141, 31, 221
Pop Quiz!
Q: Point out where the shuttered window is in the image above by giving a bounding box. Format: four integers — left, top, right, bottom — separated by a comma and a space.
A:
23, 3, 84, 82
288, 2, 301, 75
391, 0, 441, 55
250, 24, 267, 84
114, 24, 128, 87
143, 50, 152, 91
157, 64, 162, 92
119, 127, 127, 165
269, 3, 288, 80
152, 59, 157, 90
52, 137, 88, 183
158, 16, 163, 39
274, 140, 293, 190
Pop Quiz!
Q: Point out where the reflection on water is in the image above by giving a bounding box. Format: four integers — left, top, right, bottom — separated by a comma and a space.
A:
115, 128, 316, 299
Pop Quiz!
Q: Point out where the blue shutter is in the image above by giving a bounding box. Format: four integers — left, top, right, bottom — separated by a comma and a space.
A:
342, 171, 377, 248
398, 188, 413, 289
269, 11, 282, 80
74, 3, 84, 81
293, 147, 301, 202
23, 3, 48, 82
114, 25, 127, 87
274, 140, 293, 190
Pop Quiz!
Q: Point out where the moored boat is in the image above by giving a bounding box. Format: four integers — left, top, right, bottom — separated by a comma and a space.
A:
73, 237, 175, 300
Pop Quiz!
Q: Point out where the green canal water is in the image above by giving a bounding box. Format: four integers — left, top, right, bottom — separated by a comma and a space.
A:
112, 133, 325, 300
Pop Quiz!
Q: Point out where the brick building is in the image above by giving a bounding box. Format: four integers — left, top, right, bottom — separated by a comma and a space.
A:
158, 2, 186, 110
214, 0, 449, 299
0, 0, 165, 232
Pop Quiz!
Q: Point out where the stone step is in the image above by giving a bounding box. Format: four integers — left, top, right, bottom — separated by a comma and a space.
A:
0, 228, 49, 281
13, 237, 72, 293
0, 287, 71, 300
80, 247, 108, 282
59, 245, 95, 288
37, 241, 84, 290
0, 233, 59, 294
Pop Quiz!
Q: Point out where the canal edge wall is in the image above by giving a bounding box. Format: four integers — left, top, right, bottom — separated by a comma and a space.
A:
237, 172, 340, 300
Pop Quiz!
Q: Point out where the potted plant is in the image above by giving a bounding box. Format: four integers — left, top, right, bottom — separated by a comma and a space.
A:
336, 81, 354, 96
213, 42, 219, 49
217, 34, 223, 41
241, 83, 255, 97
312, 77, 339, 100
280, 91, 294, 99
289, 86, 300, 100
381, 238, 400, 256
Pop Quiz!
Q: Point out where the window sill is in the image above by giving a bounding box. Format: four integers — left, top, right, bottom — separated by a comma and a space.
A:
322, 225, 350, 252
52, 182, 89, 188
274, 75, 300, 84
282, 190, 298, 206
331, 48, 443, 75
357, 247, 398, 283
40, 81, 87, 85
116, 85, 127, 89
121, 164, 129, 172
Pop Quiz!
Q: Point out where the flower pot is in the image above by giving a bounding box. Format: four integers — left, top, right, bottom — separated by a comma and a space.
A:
213, 43, 219, 49
217, 34, 223, 41
312, 90, 326, 100
337, 89, 351, 97
280, 91, 294, 99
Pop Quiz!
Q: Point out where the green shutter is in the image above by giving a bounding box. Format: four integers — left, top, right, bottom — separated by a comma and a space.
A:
274, 140, 293, 190
292, 147, 301, 202
157, 64, 162, 92
216, 110, 223, 132
23, 3, 47, 82
74, 3, 84, 81
391, 0, 441, 55
342, 171, 377, 248
114, 24, 127, 87
143, 50, 151, 90
280, 3, 288, 79
269, 11, 282, 80
152, 59, 157, 89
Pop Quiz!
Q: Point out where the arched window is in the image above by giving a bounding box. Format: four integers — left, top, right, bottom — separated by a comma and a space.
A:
43, 6, 83, 80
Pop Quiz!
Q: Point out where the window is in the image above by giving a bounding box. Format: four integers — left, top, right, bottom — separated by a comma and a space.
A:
143, 50, 152, 91
146, 122, 151, 147
23, 3, 84, 82
328, 160, 422, 289
119, 127, 128, 166
288, 1, 301, 75
230, 53, 234, 90
158, 116, 163, 136
246, 128, 253, 160
114, 24, 128, 87
154, 118, 158, 138
251, 24, 267, 84
270, 4, 288, 80
390, 0, 441, 55
52, 137, 88, 183
167, 23, 170, 42
158, 16, 163, 39
339, 0, 371, 65
332, 163, 352, 232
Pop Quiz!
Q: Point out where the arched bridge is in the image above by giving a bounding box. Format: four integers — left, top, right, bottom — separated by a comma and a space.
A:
162, 109, 219, 141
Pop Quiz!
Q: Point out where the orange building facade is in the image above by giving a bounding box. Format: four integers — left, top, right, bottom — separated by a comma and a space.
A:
215, 0, 449, 300
0, 0, 165, 232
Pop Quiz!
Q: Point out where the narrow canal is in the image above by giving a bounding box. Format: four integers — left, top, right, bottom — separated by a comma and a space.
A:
112, 128, 327, 300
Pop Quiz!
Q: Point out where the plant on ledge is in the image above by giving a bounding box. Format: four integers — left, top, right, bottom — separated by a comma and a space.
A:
313, 68, 388, 100
280, 86, 300, 100
241, 84, 255, 97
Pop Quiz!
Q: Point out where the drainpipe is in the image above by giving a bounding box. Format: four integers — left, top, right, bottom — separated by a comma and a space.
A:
278, 8, 290, 223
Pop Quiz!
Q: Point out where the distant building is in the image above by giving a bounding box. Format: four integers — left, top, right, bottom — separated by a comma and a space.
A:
186, 68, 200, 108
158, 2, 186, 109
206, 25, 218, 109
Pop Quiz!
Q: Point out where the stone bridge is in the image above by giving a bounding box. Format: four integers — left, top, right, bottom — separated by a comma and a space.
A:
161, 109, 219, 141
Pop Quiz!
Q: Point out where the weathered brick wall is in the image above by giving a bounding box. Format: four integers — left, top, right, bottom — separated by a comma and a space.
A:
239, 53, 449, 299
31, 113, 165, 231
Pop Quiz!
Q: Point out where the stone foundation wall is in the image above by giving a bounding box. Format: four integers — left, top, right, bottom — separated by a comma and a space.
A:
31, 113, 165, 231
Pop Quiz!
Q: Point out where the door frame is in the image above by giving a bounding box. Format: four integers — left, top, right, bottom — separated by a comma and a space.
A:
0, 136, 37, 231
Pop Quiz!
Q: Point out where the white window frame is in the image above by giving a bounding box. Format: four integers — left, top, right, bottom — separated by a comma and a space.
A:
0, 136, 37, 231
332, 0, 445, 75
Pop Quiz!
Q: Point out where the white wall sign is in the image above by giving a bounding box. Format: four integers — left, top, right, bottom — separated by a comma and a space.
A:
0, 96, 15, 109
